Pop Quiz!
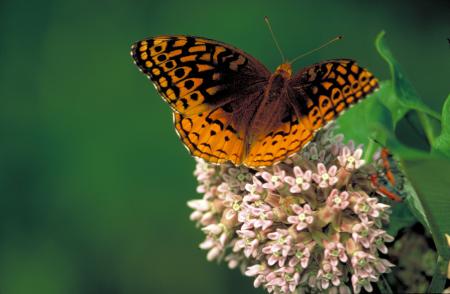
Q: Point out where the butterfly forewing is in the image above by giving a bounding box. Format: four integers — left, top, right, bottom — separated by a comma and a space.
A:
131, 36, 270, 115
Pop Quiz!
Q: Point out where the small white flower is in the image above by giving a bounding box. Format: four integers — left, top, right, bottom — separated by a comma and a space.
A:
338, 146, 365, 170
312, 163, 338, 188
284, 166, 312, 193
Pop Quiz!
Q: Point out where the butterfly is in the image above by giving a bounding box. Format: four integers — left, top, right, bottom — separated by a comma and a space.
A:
131, 35, 378, 167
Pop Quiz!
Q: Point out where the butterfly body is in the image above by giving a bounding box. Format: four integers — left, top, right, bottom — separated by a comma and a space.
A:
247, 64, 291, 145
131, 35, 378, 167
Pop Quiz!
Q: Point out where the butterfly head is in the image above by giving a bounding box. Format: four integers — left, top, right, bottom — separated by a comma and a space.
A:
275, 63, 292, 78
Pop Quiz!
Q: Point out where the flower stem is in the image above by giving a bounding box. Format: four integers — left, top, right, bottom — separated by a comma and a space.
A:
377, 275, 393, 294
416, 110, 436, 146
363, 136, 377, 163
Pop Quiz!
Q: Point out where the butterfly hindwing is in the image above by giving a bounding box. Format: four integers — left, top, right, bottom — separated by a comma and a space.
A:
244, 103, 313, 167
290, 59, 378, 131
174, 107, 246, 165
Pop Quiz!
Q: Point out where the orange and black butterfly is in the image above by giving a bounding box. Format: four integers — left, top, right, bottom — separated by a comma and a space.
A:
131, 32, 378, 167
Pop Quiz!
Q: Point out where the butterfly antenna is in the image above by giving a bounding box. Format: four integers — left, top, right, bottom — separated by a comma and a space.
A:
290, 35, 343, 65
264, 16, 286, 62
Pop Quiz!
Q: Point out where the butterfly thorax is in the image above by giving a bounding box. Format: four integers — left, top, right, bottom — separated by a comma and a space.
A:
245, 63, 294, 151
275, 63, 292, 78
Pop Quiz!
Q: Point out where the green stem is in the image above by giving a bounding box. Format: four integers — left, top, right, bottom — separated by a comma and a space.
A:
417, 110, 436, 146
416, 106, 441, 121
427, 256, 447, 294
363, 135, 377, 163
377, 275, 393, 294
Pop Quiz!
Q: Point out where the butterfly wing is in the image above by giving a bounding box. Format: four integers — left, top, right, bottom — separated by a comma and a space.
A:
174, 108, 246, 165
243, 59, 379, 167
244, 102, 314, 167
290, 59, 378, 130
131, 35, 270, 165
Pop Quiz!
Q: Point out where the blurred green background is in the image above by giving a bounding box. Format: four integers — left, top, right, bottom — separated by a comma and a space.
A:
1, 0, 449, 293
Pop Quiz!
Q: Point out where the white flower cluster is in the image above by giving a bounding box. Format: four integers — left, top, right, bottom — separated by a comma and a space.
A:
188, 128, 394, 294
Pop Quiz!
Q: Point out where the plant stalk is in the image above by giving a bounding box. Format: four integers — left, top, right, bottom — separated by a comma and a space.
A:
417, 111, 436, 146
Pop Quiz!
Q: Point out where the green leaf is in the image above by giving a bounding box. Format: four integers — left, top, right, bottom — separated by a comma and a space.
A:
402, 158, 450, 261
385, 202, 417, 237
433, 93, 450, 157
402, 176, 431, 231
337, 81, 429, 162
427, 256, 448, 294
375, 80, 408, 126
375, 31, 441, 123
383, 136, 433, 160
